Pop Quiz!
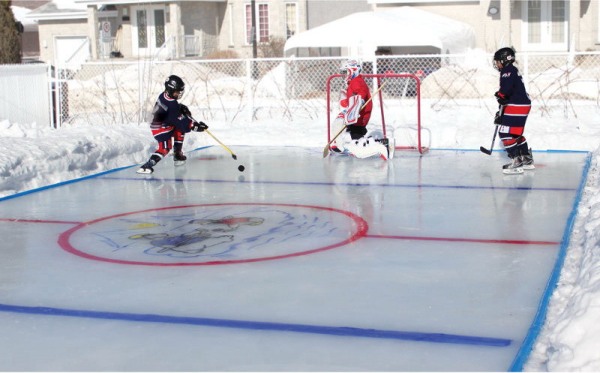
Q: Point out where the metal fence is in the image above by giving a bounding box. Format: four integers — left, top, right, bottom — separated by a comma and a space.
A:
2, 51, 600, 129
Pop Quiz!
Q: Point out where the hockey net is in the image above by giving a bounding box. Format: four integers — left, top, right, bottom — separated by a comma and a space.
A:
326, 73, 427, 154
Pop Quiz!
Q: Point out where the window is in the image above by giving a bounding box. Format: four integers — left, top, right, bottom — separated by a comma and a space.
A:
524, 0, 567, 51
258, 4, 269, 42
132, 6, 166, 56
550, 0, 565, 43
154, 9, 165, 48
228, 3, 234, 46
136, 10, 147, 48
598, 2, 600, 43
245, 3, 269, 44
285, 3, 297, 39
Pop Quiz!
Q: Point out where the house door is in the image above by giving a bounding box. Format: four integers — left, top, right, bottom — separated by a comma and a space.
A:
523, 0, 568, 51
131, 5, 166, 56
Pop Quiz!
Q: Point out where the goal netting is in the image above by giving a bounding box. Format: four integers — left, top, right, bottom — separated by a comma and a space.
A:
326, 73, 427, 154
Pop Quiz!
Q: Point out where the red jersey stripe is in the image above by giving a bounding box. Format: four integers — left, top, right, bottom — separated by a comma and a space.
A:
504, 105, 531, 115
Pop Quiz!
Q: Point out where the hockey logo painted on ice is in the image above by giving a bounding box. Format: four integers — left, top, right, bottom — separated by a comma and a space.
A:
58, 203, 368, 266
128, 216, 265, 258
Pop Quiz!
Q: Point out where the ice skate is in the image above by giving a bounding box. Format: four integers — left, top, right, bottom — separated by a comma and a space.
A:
136, 163, 154, 174
329, 144, 342, 153
502, 156, 524, 175
136, 159, 156, 174
520, 151, 535, 170
377, 138, 389, 160
376, 138, 394, 160
174, 151, 187, 166
329, 130, 352, 156
385, 137, 395, 160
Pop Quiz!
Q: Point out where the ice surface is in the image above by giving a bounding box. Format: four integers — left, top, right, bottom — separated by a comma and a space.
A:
0, 147, 589, 371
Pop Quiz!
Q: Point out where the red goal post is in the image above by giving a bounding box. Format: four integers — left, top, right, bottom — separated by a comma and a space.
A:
326, 73, 427, 154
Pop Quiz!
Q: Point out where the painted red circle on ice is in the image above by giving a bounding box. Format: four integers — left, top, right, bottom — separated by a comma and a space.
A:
58, 203, 368, 266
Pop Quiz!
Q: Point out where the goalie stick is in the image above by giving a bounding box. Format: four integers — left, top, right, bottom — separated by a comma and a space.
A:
480, 106, 504, 155
322, 82, 387, 158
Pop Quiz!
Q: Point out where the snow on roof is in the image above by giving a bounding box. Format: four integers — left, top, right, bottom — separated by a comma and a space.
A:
11, 5, 37, 29
284, 7, 476, 56
26, 0, 87, 21
54, 0, 88, 10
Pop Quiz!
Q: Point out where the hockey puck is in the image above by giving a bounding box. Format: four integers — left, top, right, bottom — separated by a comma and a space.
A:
238, 165, 245, 172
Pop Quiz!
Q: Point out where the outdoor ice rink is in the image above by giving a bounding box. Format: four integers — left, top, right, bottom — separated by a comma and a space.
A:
0, 146, 590, 371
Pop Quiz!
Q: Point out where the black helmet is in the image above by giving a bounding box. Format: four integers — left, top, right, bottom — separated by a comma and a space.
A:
164, 75, 185, 98
493, 47, 516, 70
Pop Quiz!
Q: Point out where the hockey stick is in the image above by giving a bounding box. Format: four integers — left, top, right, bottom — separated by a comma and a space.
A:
480, 106, 504, 155
205, 129, 238, 160
188, 113, 238, 160
480, 126, 498, 155
322, 82, 387, 158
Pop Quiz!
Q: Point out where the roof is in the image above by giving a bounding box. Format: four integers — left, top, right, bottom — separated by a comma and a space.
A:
11, 0, 51, 10
73, 0, 224, 4
11, 5, 38, 31
284, 7, 476, 56
25, 0, 227, 21
26, 0, 87, 21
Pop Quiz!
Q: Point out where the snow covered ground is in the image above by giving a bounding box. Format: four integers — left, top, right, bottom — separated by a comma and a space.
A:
1, 102, 600, 370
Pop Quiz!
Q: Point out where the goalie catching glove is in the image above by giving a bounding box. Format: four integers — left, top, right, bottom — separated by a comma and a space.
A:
191, 121, 208, 132
337, 95, 364, 125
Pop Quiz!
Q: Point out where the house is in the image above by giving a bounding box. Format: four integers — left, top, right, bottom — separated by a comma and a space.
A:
11, 0, 51, 61
26, 0, 600, 69
367, 0, 599, 54
288, 1, 600, 57
25, 0, 89, 68
25, 0, 370, 67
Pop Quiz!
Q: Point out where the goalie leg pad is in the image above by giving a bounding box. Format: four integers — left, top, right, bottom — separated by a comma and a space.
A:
331, 117, 346, 151
346, 136, 389, 160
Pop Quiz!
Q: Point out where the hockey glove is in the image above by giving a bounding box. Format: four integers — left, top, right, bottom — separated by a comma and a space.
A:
494, 91, 509, 106
494, 111, 502, 125
179, 104, 192, 117
191, 121, 208, 132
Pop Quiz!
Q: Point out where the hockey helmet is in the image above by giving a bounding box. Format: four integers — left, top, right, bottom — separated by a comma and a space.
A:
164, 75, 185, 98
493, 47, 516, 70
341, 59, 361, 82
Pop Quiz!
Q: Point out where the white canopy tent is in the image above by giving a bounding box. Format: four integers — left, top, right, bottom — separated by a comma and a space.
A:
284, 7, 476, 58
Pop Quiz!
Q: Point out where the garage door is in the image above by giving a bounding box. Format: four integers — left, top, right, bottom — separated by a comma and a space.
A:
54, 36, 89, 69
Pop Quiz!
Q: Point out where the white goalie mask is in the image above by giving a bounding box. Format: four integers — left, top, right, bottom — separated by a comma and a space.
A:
341, 59, 361, 82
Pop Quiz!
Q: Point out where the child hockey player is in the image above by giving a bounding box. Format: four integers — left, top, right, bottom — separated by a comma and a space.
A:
331, 59, 394, 160
137, 75, 208, 174
493, 47, 534, 175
